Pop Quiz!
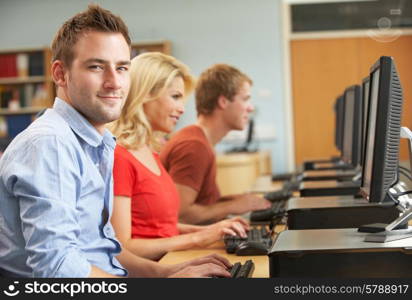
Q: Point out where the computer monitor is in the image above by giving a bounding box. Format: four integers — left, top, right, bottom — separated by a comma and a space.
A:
334, 95, 344, 153
360, 56, 403, 203
360, 76, 370, 166
245, 118, 254, 147
226, 118, 256, 153
341, 85, 362, 167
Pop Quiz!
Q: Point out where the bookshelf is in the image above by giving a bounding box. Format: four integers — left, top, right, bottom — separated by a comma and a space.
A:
131, 40, 171, 58
0, 47, 53, 138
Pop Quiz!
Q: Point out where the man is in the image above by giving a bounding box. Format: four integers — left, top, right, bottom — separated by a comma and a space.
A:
161, 64, 271, 224
0, 5, 231, 278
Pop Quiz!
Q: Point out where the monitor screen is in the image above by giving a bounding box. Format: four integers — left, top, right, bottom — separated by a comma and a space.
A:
334, 95, 344, 153
360, 56, 403, 203
225, 118, 255, 153
360, 76, 370, 166
361, 69, 380, 197
246, 118, 254, 145
341, 85, 362, 167
342, 89, 355, 164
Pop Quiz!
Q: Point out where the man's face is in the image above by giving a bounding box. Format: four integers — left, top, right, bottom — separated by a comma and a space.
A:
63, 31, 131, 132
223, 81, 254, 130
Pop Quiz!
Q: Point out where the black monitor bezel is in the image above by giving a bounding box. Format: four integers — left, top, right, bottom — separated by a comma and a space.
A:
360, 56, 403, 203
341, 85, 362, 167
360, 75, 370, 167
334, 95, 344, 153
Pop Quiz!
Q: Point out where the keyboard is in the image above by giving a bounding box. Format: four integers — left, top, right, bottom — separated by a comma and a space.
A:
271, 172, 296, 181
264, 178, 300, 203
264, 189, 292, 202
282, 179, 301, 191
250, 199, 286, 222
224, 226, 273, 256
213, 260, 255, 278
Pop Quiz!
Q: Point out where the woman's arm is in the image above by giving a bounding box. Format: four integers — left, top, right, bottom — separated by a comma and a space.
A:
111, 195, 201, 260
177, 223, 204, 234
111, 196, 249, 260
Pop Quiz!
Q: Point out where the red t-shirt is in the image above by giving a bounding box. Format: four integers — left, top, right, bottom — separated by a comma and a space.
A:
160, 125, 221, 205
113, 145, 180, 239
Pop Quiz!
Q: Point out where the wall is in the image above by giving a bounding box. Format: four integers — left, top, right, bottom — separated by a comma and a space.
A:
0, 0, 288, 173
291, 35, 412, 165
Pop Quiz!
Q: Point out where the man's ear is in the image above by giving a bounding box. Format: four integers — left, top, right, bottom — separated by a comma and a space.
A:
217, 95, 229, 110
51, 60, 67, 88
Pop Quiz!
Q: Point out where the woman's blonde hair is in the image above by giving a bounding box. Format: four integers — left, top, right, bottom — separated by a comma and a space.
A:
109, 52, 195, 150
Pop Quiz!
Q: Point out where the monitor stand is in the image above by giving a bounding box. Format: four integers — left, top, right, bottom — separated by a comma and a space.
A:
269, 228, 412, 277
299, 179, 360, 197
358, 198, 412, 243
309, 161, 353, 171
362, 127, 412, 242
286, 196, 400, 229
303, 156, 341, 170
359, 205, 412, 242
302, 169, 358, 181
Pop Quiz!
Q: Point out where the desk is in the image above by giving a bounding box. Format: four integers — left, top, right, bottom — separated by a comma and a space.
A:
159, 243, 269, 278
269, 228, 412, 277
159, 224, 286, 278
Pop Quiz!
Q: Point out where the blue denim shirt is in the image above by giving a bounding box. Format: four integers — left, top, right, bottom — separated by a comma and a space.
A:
0, 98, 127, 277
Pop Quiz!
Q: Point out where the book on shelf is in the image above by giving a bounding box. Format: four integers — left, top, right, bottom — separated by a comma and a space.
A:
0, 116, 7, 138
0, 51, 44, 78
17, 53, 29, 78
5, 114, 33, 138
0, 54, 18, 78
0, 89, 13, 108
28, 52, 44, 76
23, 84, 35, 107
0, 83, 44, 110
31, 83, 48, 107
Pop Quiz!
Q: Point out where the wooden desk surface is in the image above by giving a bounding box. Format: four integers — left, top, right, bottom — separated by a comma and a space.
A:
158, 214, 286, 278
158, 222, 286, 278
159, 243, 269, 278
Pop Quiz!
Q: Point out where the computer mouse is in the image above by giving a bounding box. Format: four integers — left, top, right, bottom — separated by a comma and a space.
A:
235, 241, 268, 256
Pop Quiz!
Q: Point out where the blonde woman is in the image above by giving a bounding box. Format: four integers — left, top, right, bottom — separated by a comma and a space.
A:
110, 52, 248, 261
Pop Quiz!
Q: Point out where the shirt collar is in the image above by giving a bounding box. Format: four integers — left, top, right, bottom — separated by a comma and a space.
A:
53, 97, 116, 149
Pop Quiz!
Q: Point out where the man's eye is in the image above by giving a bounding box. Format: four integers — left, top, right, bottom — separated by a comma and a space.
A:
117, 66, 129, 72
88, 65, 103, 70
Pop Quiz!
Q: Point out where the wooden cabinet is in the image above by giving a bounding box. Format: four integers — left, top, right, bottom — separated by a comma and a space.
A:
216, 151, 272, 196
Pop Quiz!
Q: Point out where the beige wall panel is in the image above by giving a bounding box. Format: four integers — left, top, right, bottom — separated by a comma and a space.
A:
291, 35, 412, 165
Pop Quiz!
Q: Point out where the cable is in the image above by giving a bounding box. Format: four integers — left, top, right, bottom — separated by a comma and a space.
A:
394, 190, 412, 198
387, 191, 400, 205
399, 165, 412, 175
386, 170, 401, 205
399, 169, 412, 181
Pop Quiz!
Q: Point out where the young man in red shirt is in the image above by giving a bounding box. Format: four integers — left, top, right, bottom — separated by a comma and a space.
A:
161, 64, 271, 225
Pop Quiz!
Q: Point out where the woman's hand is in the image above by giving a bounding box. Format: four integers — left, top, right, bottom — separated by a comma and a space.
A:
192, 217, 250, 247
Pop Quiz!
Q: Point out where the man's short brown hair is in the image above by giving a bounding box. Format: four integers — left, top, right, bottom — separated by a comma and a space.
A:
51, 4, 131, 67
195, 64, 252, 115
